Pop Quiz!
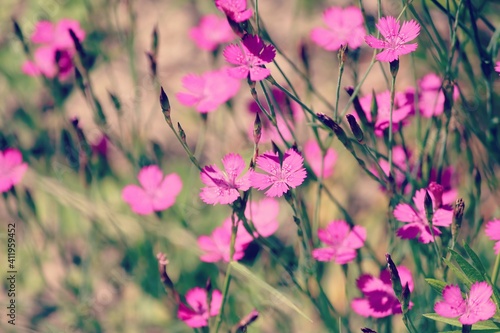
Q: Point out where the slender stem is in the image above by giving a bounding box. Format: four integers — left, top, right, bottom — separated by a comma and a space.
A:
334, 55, 345, 121
492, 251, 500, 285
388, 74, 397, 176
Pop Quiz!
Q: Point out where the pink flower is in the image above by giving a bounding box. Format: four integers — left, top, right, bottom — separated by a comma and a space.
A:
0, 149, 28, 193
393, 188, 453, 243
178, 287, 222, 328
30, 19, 85, 48
189, 14, 234, 51
122, 165, 182, 215
434, 282, 496, 325
250, 148, 307, 197
198, 220, 249, 262
428, 167, 457, 206
495, 62, 500, 75
418, 73, 459, 118
200, 153, 251, 205
303, 140, 337, 178
236, 198, 280, 243
312, 220, 366, 264
176, 68, 241, 113
365, 16, 420, 62
215, 0, 253, 23
311, 6, 366, 51
485, 219, 500, 254
378, 146, 410, 189
351, 266, 414, 318
223, 34, 276, 81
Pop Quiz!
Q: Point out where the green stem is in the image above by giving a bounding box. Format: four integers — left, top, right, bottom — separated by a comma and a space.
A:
492, 251, 500, 285
388, 74, 397, 177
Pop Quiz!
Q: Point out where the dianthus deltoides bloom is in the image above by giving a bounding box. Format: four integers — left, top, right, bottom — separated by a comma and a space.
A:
198, 223, 248, 262
393, 188, 453, 243
122, 165, 182, 215
303, 140, 337, 179
215, 0, 253, 23
310, 6, 366, 51
200, 153, 251, 205
0, 149, 28, 193
365, 16, 420, 62
223, 34, 276, 81
312, 220, 366, 264
485, 219, 500, 254
250, 148, 307, 197
189, 14, 234, 51
434, 282, 496, 325
178, 287, 222, 328
419, 73, 459, 118
231, 198, 280, 244
351, 266, 414, 318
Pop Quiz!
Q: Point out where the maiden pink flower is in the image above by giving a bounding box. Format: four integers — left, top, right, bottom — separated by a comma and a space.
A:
377, 146, 409, 189
200, 153, 251, 205
197, 224, 248, 262
122, 165, 182, 215
434, 282, 496, 325
223, 34, 276, 81
351, 266, 414, 318
393, 188, 453, 243
365, 16, 420, 62
495, 62, 500, 75
189, 14, 234, 51
236, 198, 280, 243
418, 73, 459, 118
178, 287, 222, 328
215, 0, 253, 23
303, 140, 337, 179
250, 148, 307, 197
311, 6, 366, 51
485, 219, 500, 254
0, 149, 28, 193
312, 220, 366, 264
176, 68, 241, 113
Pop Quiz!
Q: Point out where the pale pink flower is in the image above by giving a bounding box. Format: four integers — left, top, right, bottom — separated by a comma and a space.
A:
311, 6, 366, 51
176, 68, 240, 113
250, 148, 307, 197
189, 14, 234, 51
303, 140, 337, 178
394, 188, 453, 243
434, 282, 496, 325
238, 198, 280, 243
0, 149, 28, 193
200, 153, 251, 205
351, 266, 414, 318
495, 62, 500, 75
378, 146, 410, 189
215, 0, 253, 23
312, 220, 366, 264
178, 287, 222, 328
418, 73, 459, 118
198, 223, 248, 262
223, 34, 276, 81
365, 16, 420, 62
485, 219, 500, 254
122, 165, 182, 215
30, 19, 85, 48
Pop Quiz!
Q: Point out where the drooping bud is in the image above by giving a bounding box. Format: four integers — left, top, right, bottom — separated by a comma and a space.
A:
316, 113, 352, 150
452, 198, 465, 240
390, 58, 399, 78
428, 182, 443, 208
233, 309, 259, 333
159, 87, 172, 125
253, 113, 262, 145
361, 328, 378, 333
345, 86, 369, 126
177, 122, 186, 145
156, 252, 180, 303
346, 114, 364, 143
424, 190, 434, 222
385, 254, 403, 299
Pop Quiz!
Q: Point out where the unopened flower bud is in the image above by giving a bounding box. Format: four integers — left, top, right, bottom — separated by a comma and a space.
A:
361, 328, 378, 333
159, 87, 171, 125
424, 190, 434, 222
146, 51, 157, 78
151, 25, 159, 58
12, 18, 29, 54
385, 254, 402, 299
299, 40, 310, 74
93, 98, 107, 126
253, 113, 262, 145
234, 309, 259, 333
177, 122, 186, 145
390, 59, 399, 78
345, 86, 369, 126
346, 114, 364, 142
473, 167, 481, 197
442, 77, 455, 118
338, 44, 348, 63
108, 91, 122, 116
428, 182, 443, 208
316, 113, 352, 150
156, 252, 179, 303
452, 198, 465, 239
401, 282, 411, 314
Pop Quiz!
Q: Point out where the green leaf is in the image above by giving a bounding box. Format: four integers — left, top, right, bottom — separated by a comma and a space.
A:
423, 313, 500, 330
463, 243, 488, 276
443, 258, 473, 287
425, 278, 447, 294
450, 249, 483, 285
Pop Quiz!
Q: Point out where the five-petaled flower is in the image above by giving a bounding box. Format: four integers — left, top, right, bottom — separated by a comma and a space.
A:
178, 287, 222, 328
312, 220, 366, 264
215, 0, 253, 23
365, 16, 420, 62
200, 153, 251, 205
197, 223, 248, 262
0, 149, 28, 193
223, 34, 276, 81
189, 14, 234, 51
122, 165, 182, 215
250, 148, 307, 197
485, 219, 500, 254
303, 140, 338, 179
434, 282, 496, 325
418, 73, 459, 118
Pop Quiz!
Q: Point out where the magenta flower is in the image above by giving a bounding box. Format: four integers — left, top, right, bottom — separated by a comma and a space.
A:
495, 62, 500, 75
377, 146, 410, 189
393, 188, 453, 243
351, 266, 414, 318
312, 220, 366, 264
223, 34, 276, 81
418, 73, 459, 118
485, 219, 500, 254
311, 6, 366, 51
303, 140, 337, 179
189, 14, 234, 51
365, 16, 420, 62
178, 287, 222, 328
250, 148, 307, 197
215, 0, 253, 23
237, 198, 280, 243
200, 153, 251, 205
198, 223, 248, 262
434, 282, 496, 325
0, 149, 28, 193
176, 68, 241, 113
122, 165, 182, 215
428, 166, 458, 206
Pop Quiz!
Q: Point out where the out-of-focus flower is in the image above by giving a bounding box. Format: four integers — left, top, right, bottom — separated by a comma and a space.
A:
495, 62, 500, 75
178, 287, 222, 327
485, 219, 500, 254
122, 165, 182, 215
429, 166, 457, 206
351, 266, 414, 318
0, 149, 28, 193
377, 146, 409, 189
215, 0, 253, 23
303, 140, 337, 179
197, 224, 248, 262
434, 282, 496, 325
365, 16, 420, 62
189, 14, 234, 51
418, 73, 459, 118
239, 198, 280, 242
200, 153, 251, 205
310, 6, 366, 51
250, 148, 307, 197
312, 220, 366, 264
176, 68, 240, 113
223, 34, 276, 81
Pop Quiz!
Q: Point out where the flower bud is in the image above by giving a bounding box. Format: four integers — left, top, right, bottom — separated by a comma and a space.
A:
424, 190, 434, 222
390, 59, 399, 78
253, 113, 262, 145
299, 40, 310, 74
159, 87, 171, 125
346, 114, 364, 142
146, 51, 157, 79
316, 113, 352, 150
361, 328, 378, 333
156, 252, 179, 303
401, 282, 411, 314
234, 309, 259, 333
452, 198, 465, 240
428, 182, 443, 208
177, 122, 187, 145
385, 254, 402, 299
338, 44, 348, 63
151, 25, 159, 58
345, 86, 369, 126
